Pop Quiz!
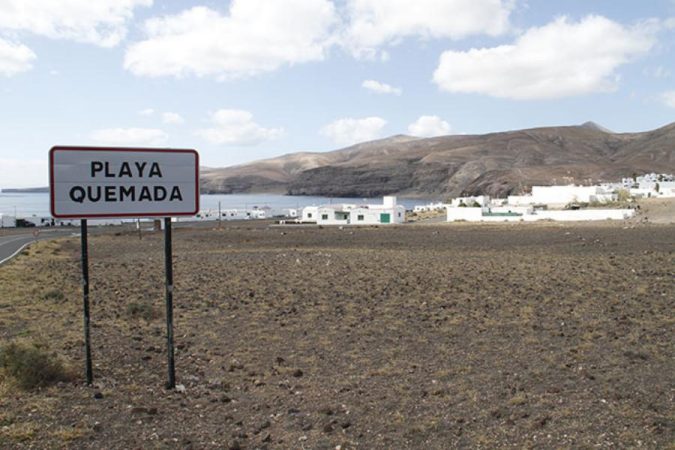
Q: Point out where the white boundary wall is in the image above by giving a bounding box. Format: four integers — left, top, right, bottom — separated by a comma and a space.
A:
524, 209, 634, 221
447, 208, 635, 222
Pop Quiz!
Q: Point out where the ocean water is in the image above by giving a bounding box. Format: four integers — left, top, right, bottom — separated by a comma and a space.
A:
0, 192, 427, 218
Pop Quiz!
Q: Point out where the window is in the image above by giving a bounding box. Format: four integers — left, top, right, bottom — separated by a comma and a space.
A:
398, 212, 401, 217
357, 214, 364, 221
307, 213, 312, 218
321, 214, 328, 220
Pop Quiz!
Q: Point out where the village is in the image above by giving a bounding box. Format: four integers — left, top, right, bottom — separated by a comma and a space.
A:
1, 173, 673, 228
291, 172, 674, 225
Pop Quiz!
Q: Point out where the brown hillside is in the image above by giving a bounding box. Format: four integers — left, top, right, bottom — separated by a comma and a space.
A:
200, 122, 675, 198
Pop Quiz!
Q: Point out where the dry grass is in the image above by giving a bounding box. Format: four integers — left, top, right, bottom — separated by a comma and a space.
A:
0, 223, 672, 449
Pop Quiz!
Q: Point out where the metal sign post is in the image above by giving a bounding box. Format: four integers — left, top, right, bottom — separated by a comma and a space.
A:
164, 217, 175, 389
80, 219, 93, 384
49, 146, 199, 389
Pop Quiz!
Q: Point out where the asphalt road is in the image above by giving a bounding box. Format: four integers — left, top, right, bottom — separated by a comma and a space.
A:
0, 229, 75, 266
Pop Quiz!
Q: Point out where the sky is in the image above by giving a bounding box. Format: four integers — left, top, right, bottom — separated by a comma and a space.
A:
1, 0, 674, 188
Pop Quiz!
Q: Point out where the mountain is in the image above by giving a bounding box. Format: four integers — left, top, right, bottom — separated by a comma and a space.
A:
1, 187, 49, 193
196, 121, 675, 198
579, 121, 615, 133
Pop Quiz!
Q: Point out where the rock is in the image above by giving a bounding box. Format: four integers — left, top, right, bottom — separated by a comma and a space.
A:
319, 406, 334, 416
292, 369, 304, 378
262, 433, 272, 443
92, 422, 102, 432
175, 384, 186, 393
93, 392, 104, 399
228, 440, 241, 450
532, 415, 551, 429
323, 423, 334, 433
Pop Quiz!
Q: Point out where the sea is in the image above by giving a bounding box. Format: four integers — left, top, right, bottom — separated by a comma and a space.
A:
0, 192, 428, 218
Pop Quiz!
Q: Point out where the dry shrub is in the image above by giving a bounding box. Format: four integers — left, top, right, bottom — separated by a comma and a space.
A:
126, 301, 156, 321
0, 342, 73, 389
43, 289, 65, 302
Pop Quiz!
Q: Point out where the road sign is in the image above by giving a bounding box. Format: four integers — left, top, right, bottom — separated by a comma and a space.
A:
50, 146, 199, 219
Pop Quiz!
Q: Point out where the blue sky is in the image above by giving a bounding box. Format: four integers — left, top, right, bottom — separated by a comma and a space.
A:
1, 0, 674, 188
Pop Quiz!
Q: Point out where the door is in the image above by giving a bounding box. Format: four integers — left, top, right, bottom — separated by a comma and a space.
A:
380, 213, 391, 224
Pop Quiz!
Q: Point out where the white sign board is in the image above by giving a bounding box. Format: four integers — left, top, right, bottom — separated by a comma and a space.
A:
50, 146, 199, 218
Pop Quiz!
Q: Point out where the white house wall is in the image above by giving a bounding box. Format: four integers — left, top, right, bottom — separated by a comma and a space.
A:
531, 186, 599, 206
350, 206, 405, 224
302, 206, 319, 222
317, 207, 351, 225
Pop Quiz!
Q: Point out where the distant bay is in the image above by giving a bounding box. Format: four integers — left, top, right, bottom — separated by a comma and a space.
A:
0, 192, 427, 218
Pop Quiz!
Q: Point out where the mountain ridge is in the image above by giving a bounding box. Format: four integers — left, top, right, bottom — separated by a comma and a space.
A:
202, 121, 675, 198
8, 122, 672, 197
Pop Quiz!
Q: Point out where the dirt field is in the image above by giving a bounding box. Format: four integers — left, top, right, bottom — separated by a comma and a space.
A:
633, 198, 675, 224
0, 222, 673, 449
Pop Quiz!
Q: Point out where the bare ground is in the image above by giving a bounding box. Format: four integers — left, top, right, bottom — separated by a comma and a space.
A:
633, 198, 675, 224
0, 222, 673, 449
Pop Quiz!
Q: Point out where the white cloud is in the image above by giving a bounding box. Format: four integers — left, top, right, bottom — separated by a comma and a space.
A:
162, 112, 184, 125
0, 0, 152, 47
138, 108, 155, 116
125, 1, 337, 79
362, 79, 402, 95
0, 159, 46, 189
344, 0, 512, 58
661, 90, 675, 108
408, 115, 451, 137
90, 128, 168, 146
320, 116, 387, 146
0, 38, 35, 76
196, 110, 284, 145
433, 15, 657, 100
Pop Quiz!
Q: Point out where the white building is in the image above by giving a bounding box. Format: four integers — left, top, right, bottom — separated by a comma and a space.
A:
413, 202, 448, 213
621, 173, 675, 197
450, 196, 489, 207
195, 206, 276, 221
283, 208, 299, 218
0, 214, 16, 228
301, 206, 320, 223
508, 185, 616, 207
302, 196, 405, 225
632, 181, 675, 198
